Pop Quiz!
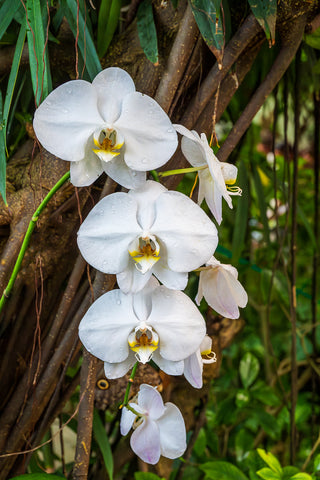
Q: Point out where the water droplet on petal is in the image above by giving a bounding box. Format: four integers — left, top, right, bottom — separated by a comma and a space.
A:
116, 300, 121, 305
46, 101, 51, 106
142, 157, 148, 164
62, 109, 69, 114
132, 172, 137, 177
167, 128, 173, 133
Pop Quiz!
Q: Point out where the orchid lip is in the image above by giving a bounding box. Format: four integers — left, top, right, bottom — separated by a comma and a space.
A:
128, 323, 159, 364
128, 234, 161, 274
92, 126, 124, 162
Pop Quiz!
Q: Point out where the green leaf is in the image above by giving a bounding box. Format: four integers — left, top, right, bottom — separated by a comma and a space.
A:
304, 27, 320, 50
257, 449, 282, 474
0, 0, 21, 41
232, 158, 249, 263
97, 0, 121, 58
137, 0, 159, 65
26, 0, 52, 104
64, 0, 102, 81
251, 383, 281, 407
239, 352, 260, 389
235, 388, 250, 408
3, 22, 26, 143
282, 467, 299, 480
189, 0, 223, 62
93, 410, 114, 480
201, 461, 249, 480
290, 474, 313, 480
0, 90, 6, 204
9, 475, 66, 479
135, 473, 164, 480
314, 454, 320, 472
235, 429, 254, 462
248, 0, 277, 46
256, 468, 281, 480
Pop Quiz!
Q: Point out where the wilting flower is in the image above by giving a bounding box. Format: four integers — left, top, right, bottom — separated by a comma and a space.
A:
196, 256, 248, 319
120, 384, 186, 464
77, 180, 218, 293
175, 124, 241, 225
33, 67, 177, 188
184, 335, 217, 389
79, 279, 206, 378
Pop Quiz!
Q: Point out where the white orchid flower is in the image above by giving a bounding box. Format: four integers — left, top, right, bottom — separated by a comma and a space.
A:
77, 180, 218, 293
174, 124, 241, 225
184, 335, 217, 389
33, 67, 177, 188
79, 279, 206, 378
120, 384, 186, 464
196, 256, 248, 319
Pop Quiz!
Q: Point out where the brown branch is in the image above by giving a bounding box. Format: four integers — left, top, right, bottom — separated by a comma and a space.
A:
72, 350, 98, 480
216, 15, 307, 163
155, 4, 198, 113
180, 14, 262, 129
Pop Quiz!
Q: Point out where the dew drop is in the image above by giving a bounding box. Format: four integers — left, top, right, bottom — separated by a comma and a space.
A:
132, 172, 137, 177
46, 101, 52, 106
167, 128, 173, 133
62, 108, 69, 114
141, 157, 148, 164
116, 300, 121, 305
148, 109, 154, 115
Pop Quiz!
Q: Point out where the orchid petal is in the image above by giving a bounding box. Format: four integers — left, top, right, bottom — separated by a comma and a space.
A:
149, 287, 206, 361
184, 350, 203, 389
104, 355, 136, 379
78, 289, 137, 363
138, 384, 165, 420
152, 260, 188, 291
199, 266, 248, 318
152, 351, 184, 375
92, 67, 135, 124
102, 154, 146, 189
131, 419, 161, 465
153, 191, 218, 271
114, 93, 177, 171
117, 261, 152, 294
198, 169, 223, 225
132, 277, 159, 320
158, 403, 186, 459
180, 130, 207, 168
33, 80, 103, 162
120, 405, 137, 435
128, 181, 167, 230
70, 147, 103, 187
77, 193, 140, 274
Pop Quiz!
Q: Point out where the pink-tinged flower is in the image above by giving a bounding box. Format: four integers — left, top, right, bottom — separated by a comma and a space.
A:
184, 335, 217, 389
120, 384, 186, 464
175, 124, 241, 225
77, 180, 218, 293
33, 67, 177, 188
196, 256, 248, 319
79, 279, 206, 378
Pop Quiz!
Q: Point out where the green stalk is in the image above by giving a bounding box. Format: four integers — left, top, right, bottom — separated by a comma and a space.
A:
158, 165, 207, 177
0, 171, 71, 313
122, 362, 138, 407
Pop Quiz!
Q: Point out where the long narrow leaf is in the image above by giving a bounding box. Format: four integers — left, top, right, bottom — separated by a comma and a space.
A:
0, 0, 21, 41
97, 0, 112, 57
93, 410, 114, 480
189, 0, 224, 63
3, 22, 26, 144
64, 0, 102, 81
98, 0, 121, 58
137, 0, 159, 65
248, 0, 277, 46
0, 90, 6, 204
26, 0, 52, 104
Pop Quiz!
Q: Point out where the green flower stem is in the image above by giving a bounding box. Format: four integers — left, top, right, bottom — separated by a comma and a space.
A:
158, 165, 207, 177
122, 362, 138, 407
0, 170, 71, 313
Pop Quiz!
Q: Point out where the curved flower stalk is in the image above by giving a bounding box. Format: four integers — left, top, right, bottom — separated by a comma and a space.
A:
196, 256, 248, 319
33, 67, 177, 188
184, 335, 217, 389
120, 384, 186, 464
79, 278, 206, 379
175, 124, 241, 225
77, 180, 218, 293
